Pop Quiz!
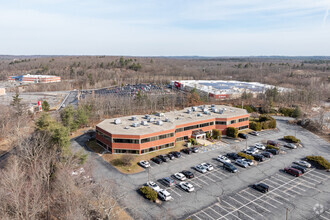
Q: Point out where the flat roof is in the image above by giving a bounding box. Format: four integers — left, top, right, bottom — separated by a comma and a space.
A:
96, 105, 248, 136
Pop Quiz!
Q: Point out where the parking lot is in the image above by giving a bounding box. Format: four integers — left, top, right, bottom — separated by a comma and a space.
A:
188, 168, 329, 220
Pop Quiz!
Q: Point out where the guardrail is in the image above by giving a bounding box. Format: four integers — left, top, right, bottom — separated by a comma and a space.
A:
57, 92, 70, 111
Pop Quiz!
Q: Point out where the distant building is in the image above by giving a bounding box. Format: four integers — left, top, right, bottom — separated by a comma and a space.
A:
8, 74, 61, 83
96, 105, 249, 154
171, 80, 290, 100
0, 88, 5, 96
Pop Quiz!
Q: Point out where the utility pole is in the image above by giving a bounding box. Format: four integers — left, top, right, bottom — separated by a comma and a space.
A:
286, 207, 289, 220
148, 167, 150, 182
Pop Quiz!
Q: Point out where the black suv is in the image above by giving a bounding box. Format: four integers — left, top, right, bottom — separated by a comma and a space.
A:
253, 154, 266, 162
182, 170, 194, 179
151, 157, 163, 164
171, 151, 181, 158
266, 149, 279, 155
226, 153, 241, 160
191, 147, 199, 153
291, 165, 307, 173
181, 148, 192, 154
167, 153, 175, 160
223, 162, 238, 173
157, 155, 170, 162
238, 133, 248, 139
252, 183, 269, 193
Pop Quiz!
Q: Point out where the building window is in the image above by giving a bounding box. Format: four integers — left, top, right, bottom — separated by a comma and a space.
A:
239, 117, 249, 122
141, 132, 174, 143
141, 146, 157, 154
96, 130, 112, 142
216, 121, 226, 125
175, 128, 184, 133
210, 122, 214, 125
238, 125, 249, 130
200, 122, 210, 127
113, 138, 139, 144
114, 149, 139, 154
230, 120, 236, 124
184, 124, 199, 131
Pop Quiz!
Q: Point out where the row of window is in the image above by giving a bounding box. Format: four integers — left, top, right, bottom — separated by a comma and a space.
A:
175, 122, 215, 133
113, 138, 139, 144
216, 121, 226, 125
239, 117, 249, 122
141, 132, 174, 144
140, 142, 175, 154
114, 149, 139, 154
238, 125, 249, 130
96, 130, 112, 142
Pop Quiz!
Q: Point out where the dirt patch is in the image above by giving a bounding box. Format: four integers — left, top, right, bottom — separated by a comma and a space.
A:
0, 139, 10, 155
86, 140, 187, 174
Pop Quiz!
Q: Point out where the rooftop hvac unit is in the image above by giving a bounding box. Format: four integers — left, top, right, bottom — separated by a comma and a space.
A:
144, 114, 150, 119
148, 118, 155, 122
124, 126, 129, 129
204, 110, 209, 114
212, 108, 218, 113
164, 118, 170, 122
211, 104, 215, 107
131, 116, 137, 121
156, 120, 163, 125
219, 110, 223, 114
156, 112, 165, 117
187, 109, 192, 113
132, 122, 140, 127
114, 119, 121, 124
203, 108, 208, 112
141, 120, 148, 126
192, 106, 198, 111
197, 113, 202, 117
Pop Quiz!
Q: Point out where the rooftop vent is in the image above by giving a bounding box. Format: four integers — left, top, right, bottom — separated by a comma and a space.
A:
124, 126, 129, 129
197, 113, 202, 117
144, 114, 150, 119
192, 106, 198, 111
156, 112, 165, 117
141, 120, 148, 126
204, 110, 210, 114
131, 116, 137, 121
187, 109, 192, 113
148, 118, 155, 122
164, 118, 170, 122
211, 104, 215, 107
212, 108, 218, 113
132, 122, 140, 127
156, 120, 163, 125
114, 119, 121, 124
203, 108, 208, 112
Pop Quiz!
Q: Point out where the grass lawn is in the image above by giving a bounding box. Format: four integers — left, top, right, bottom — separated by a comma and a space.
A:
86, 140, 187, 174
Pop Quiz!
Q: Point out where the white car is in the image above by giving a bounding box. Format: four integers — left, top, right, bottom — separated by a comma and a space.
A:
242, 158, 254, 166
201, 162, 214, 171
179, 182, 195, 192
139, 160, 150, 168
146, 181, 161, 192
254, 143, 266, 150
284, 143, 297, 149
250, 131, 260, 136
158, 189, 172, 201
235, 159, 249, 168
195, 165, 207, 173
294, 160, 311, 168
217, 155, 231, 163
245, 148, 258, 155
174, 172, 186, 181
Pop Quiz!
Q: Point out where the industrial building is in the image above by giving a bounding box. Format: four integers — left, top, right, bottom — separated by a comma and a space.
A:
8, 74, 61, 83
96, 105, 249, 154
171, 80, 289, 99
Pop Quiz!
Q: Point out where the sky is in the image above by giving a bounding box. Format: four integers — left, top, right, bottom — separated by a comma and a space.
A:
0, 0, 330, 56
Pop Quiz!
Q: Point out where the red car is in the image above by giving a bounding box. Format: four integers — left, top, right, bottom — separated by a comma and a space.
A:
284, 167, 302, 177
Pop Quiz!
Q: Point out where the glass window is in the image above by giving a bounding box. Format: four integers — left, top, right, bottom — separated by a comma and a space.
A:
113, 139, 139, 144
216, 121, 226, 125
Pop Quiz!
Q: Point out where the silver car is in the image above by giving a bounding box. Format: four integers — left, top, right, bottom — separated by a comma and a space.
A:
235, 159, 249, 168
195, 165, 207, 173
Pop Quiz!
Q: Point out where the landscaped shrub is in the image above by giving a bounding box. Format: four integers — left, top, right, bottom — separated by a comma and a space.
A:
212, 129, 221, 140
305, 156, 330, 170
188, 138, 197, 145
279, 107, 295, 117
249, 121, 262, 131
226, 127, 238, 138
266, 145, 280, 151
140, 186, 158, 202
237, 152, 254, 160
283, 135, 301, 143
262, 121, 269, 129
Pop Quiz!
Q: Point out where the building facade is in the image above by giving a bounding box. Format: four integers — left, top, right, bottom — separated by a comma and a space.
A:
96, 105, 249, 155
8, 74, 61, 83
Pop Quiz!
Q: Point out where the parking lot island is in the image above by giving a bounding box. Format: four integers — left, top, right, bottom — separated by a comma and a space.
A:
96, 105, 249, 154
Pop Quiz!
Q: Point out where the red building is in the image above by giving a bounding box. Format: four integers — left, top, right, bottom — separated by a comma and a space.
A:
96, 105, 249, 154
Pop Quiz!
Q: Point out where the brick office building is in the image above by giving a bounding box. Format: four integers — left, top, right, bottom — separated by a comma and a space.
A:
96, 105, 249, 155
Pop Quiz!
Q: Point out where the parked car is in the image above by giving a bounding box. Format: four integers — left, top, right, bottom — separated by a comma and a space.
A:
254, 143, 266, 150
182, 170, 194, 179
293, 160, 311, 168
171, 151, 181, 158
226, 153, 241, 160
253, 154, 266, 162
238, 133, 248, 139
191, 147, 199, 153
174, 172, 186, 181
151, 157, 163, 164
217, 155, 231, 163
261, 152, 273, 158
179, 182, 195, 192
252, 183, 269, 193
181, 148, 192, 155
242, 158, 253, 166
291, 165, 307, 174
223, 162, 238, 173
158, 155, 170, 162
146, 181, 161, 192
249, 131, 260, 136
158, 189, 172, 201
284, 143, 297, 149
167, 153, 175, 160
162, 177, 175, 187
267, 140, 280, 147
235, 159, 249, 168
266, 149, 280, 155
195, 165, 207, 173
284, 167, 302, 177
244, 147, 258, 155
201, 162, 214, 171
139, 160, 150, 168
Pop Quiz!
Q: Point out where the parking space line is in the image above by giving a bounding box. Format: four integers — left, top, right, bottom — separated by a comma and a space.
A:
207, 172, 222, 181
325, 211, 330, 215
208, 207, 226, 219
204, 174, 217, 182
305, 172, 326, 181
228, 196, 267, 217
235, 193, 273, 211
193, 214, 202, 220
218, 201, 254, 220
169, 188, 182, 197
300, 175, 322, 184
262, 179, 295, 198
269, 191, 290, 202
201, 210, 216, 219
188, 180, 202, 188
194, 177, 209, 185
212, 169, 229, 177
320, 215, 330, 220
311, 170, 329, 178
241, 190, 278, 208
275, 174, 293, 181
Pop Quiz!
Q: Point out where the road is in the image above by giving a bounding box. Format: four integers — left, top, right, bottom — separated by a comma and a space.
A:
70, 117, 330, 220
